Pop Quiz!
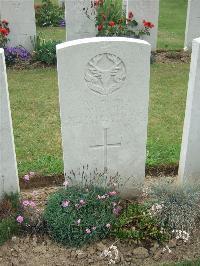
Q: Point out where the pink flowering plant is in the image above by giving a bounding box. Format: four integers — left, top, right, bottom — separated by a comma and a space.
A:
44, 185, 121, 247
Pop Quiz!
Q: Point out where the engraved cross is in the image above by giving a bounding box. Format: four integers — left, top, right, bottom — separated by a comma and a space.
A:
90, 128, 121, 173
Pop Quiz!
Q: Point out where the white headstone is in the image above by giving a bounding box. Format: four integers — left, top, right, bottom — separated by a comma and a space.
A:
65, 0, 97, 41
0, 48, 19, 199
184, 0, 200, 50
127, 0, 159, 50
57, 37, 150, 197
0, 0, 36, 51
179, 37, 200, 183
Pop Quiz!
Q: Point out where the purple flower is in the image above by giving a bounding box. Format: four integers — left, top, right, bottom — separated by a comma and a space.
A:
113, 206, 122, 216
59, 19, 66, 27
22, 200, 30, 207
79, 199, 85, 205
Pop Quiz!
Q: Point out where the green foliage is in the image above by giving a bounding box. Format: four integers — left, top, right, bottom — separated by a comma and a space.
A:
112, 203, 169, 243
44, 186, 120, 247
150, 182, 200, 233
32, 35, 61, 65
0, 193, 21, 245
0, 217, 19, 245
35, 0, 64, 27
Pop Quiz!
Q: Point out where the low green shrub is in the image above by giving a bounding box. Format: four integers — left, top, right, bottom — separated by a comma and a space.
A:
112, 203, 169, 243
44, 186, 120, 247
32, 35, 61, 65
35, 0, 64, 27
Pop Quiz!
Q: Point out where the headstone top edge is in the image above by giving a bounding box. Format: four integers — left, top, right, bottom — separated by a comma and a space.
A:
56, 37, 151, 51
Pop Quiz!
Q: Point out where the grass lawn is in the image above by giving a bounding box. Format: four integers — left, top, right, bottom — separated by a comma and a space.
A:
35, 0, 188, 51
7, 63, 189, 176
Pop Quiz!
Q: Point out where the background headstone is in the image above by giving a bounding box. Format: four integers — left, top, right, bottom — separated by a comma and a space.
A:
0, 48, 19, 199
127, 0, 159, 50
65, 0, 97, 41
179, 37, 200, 183
184, 0, 200, 50
57, 37, 150, 197
0, 0, 36, 51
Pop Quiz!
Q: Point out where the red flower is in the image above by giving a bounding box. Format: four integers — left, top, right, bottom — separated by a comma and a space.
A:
2, 19, 8, 24
143, 20, 154, 28
108, 21, 115, 27
98, 24, 103, 31
0, 28, 9, 36
128, 11, 134, 19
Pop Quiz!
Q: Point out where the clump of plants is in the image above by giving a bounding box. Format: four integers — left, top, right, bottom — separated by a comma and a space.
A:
112, 202, 169, 243
35, 0, 64, 27
44, 182, 120, 247
94, 0, 154, 38
150, 182, 200, 236
0, 19, 10, 47
32, 34, 61, 65
4, 46, 31, 66
0, 193, 21, 245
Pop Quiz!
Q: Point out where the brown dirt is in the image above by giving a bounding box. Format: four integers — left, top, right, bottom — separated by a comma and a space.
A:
19, 164, 178, 190
155, 50, 191, 64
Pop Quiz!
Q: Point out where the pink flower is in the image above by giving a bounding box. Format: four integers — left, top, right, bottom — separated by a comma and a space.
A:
113, 206, 121, 216
108, 191, 117, 196
77, 219, 81, 225
29, 201, 36, 208
22, 200, 30, 207
106, 223, 111, 228
16, 215, 24, 224
29, 172, 35, 177
23, 174, 30, 182
79, 199, 85, 205
63, 180, 69, 187
92, 226, 96, 231
85, 228, 91, 234
61, 200, 70, 207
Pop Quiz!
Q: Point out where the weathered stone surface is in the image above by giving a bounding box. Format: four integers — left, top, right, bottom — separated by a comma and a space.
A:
132, 247, 149, 259
179, 37, 200, 183
57, 37, 150, 197
127, 0, 159, 50
0, 0, 36, 51
184, 0, 200, 50
65, 0, 97, 41
0, 49, 19, 200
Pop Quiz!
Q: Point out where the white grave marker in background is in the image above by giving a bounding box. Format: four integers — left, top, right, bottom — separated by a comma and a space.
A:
127, 0, 159, 50
0, 48, 19, 199
184, 0, 200, 50
65, 0, 97, 41
57, 37, 150, 197
0, 0, 36, 51
179, 37, 200, 183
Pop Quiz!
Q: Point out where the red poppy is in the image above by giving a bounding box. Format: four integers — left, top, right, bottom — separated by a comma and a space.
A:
98, 24, 103, 31
108, 21, 115, 27
128, 11, 134, 19
143, 20, 154, 28
0, 28, 8, 36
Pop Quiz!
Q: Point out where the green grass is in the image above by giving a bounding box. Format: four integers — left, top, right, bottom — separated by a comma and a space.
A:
158, 0, 188, 50
7, 63, 189, 176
